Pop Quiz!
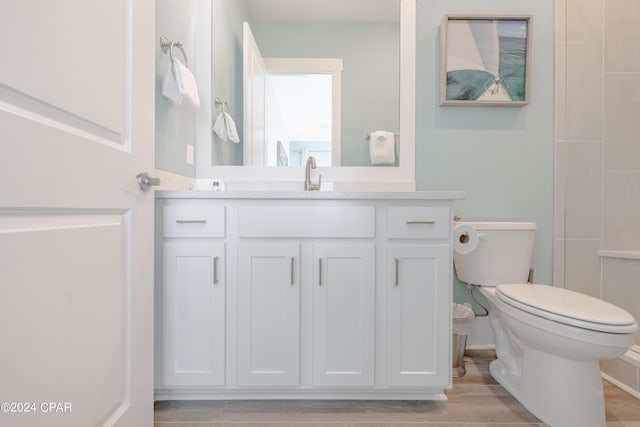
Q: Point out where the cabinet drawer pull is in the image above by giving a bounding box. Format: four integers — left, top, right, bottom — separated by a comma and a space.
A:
290, 257, 295, 286
394, 258, 399, 286
176, 220, 207, 224
405, 220, 436, 225
213, 256, 219, 285
319, 258, 323, 286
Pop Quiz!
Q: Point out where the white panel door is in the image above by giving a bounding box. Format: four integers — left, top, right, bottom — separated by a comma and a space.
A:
163, 242, 225, 386
237, 243, 300, 386
312, 244, 375, 386
386, 245, 450, 387
0, 1, 154, 426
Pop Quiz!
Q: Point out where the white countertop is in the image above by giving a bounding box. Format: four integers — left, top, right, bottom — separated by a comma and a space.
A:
156, 190, 465, 200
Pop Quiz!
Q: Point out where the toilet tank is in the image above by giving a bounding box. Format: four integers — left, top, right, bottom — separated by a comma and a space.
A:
453, 222, 536, 286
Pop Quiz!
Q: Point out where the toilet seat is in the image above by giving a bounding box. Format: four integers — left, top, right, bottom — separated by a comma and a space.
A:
495, 284, 638, 334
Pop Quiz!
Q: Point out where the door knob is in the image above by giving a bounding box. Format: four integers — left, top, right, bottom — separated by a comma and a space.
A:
136, 172, 161, 192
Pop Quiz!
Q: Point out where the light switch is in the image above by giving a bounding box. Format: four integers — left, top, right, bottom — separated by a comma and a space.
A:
186, 144, 194, 166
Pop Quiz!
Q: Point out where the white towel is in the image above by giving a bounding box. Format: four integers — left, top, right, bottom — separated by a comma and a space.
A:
161, 61, 183, 105
213, 112, 240, 143
369, 130, 395, 164
171, 58, 200, 109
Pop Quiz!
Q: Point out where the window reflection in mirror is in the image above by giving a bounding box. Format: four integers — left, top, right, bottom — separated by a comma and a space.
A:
262, 57, 342, 167
267, 73, 333, 167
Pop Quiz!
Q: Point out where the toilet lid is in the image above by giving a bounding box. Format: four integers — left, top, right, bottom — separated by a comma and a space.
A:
496, 284, 638, 334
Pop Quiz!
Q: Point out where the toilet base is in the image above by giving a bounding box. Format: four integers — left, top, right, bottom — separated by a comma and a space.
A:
489, 348, 606, 427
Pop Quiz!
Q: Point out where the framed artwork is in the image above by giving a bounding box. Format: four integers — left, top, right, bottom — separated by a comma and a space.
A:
440, 15, 531, 107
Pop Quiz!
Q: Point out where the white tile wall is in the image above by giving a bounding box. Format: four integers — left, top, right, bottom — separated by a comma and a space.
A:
565, 141, 602, 239
555, 43, 567, 141
557, 0, 640, 392
566, 44, 603, 140
564, 239, 601, 298
553, 238, 565, 288
603, 73, 640, 170
603, 171, 640, 249
602, 258, 640, 347
567, 0, 603, 42
554, 141, 567, 287
604, 0, 640, 72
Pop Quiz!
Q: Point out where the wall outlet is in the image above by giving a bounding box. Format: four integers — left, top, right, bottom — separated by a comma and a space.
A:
186, 144, 194, 166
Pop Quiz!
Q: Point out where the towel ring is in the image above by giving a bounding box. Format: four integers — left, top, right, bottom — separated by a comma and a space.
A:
215, 97, 229, 113
160, 36, 189, 68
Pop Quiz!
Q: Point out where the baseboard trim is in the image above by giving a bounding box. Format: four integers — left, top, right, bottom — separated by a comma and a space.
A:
601, 372, 640, 400
466, 344, 496, 350
154, 388, 449, 401
621, 346, 640, 368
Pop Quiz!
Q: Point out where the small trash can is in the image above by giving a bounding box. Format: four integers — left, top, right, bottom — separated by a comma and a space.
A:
452, 303, 475, 378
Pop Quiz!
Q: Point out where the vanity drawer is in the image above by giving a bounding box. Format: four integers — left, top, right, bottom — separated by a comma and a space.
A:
163, 206, 226, 238
387, 207, 449, 239
238, 206, 375, 238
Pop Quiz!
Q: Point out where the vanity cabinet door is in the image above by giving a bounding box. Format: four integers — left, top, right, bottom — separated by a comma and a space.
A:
312, 244, 376, 387
162, 242, 226, 386
386, 244, 450, 387
237, 242, 301, 386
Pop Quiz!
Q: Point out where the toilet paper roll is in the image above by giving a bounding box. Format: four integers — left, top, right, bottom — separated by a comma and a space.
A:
453, 224, 479, 254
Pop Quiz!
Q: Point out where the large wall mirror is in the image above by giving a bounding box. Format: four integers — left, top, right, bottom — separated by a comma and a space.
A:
195, 0, 415, 189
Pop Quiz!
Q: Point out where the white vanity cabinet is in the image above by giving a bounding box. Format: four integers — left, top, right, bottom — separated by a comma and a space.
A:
160, 207, 226, 387
235, 242, 376, 388
155, 191, 462, 400
384, 206, 452, 387
237, 242, 301, 386
312, 243, 376, 387
386, 244, 449, 387
234, 204, 376, 390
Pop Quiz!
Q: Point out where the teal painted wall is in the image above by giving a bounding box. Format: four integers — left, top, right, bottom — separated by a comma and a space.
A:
251, 21, 400, 167
415, 0, 555, 308
156, 0, 248, 169
210, 0, 248, 166
155, 0, 197, 177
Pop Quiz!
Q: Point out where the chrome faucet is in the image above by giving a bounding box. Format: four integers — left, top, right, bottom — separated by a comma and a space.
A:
304, 156, 321, 191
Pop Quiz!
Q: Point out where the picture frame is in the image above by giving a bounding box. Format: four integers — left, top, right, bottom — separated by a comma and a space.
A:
440, 15, 532, 107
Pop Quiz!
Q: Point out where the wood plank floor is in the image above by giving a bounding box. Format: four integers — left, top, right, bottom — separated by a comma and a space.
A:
155, 351, 640, 426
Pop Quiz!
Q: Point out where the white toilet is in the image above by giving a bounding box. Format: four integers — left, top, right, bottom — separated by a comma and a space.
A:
453, 221, 638, 427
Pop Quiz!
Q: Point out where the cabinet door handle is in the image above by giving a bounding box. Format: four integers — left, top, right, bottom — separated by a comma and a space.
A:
213, 256, 219, 285
176, 220, 207, 224
405, 220, 436, 225
290, 257, 295, 286
394, 258, 399, 286
319, 258, 323, 286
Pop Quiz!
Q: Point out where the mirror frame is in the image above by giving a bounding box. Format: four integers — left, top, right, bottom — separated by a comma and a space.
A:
195, 0, 415, 191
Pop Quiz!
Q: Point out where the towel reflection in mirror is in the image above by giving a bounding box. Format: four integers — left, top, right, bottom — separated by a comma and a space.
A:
213, 99, 240, 143
368, 130, 396, 164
